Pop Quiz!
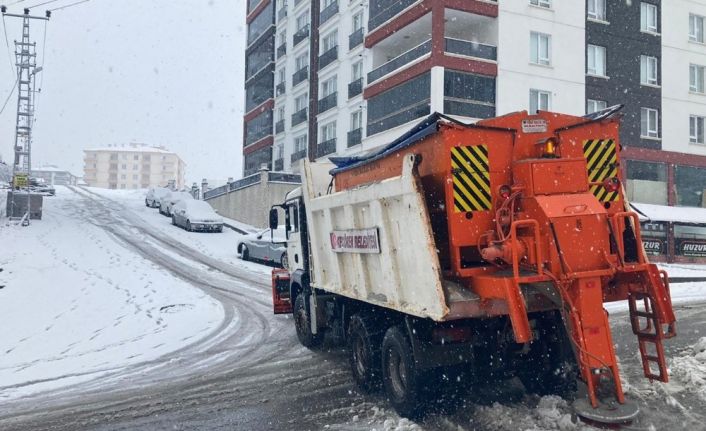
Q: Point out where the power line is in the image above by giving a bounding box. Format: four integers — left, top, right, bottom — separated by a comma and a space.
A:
50, 0, 90, 12
0, 76, 18, 116
1, 14, 14, 73
28, 0, 63, 7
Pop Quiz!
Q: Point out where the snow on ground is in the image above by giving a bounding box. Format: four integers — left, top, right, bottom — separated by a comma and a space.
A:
669, 337, 706, 403
0, 188, 224, 400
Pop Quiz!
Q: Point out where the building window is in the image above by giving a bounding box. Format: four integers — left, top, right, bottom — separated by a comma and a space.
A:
640, 55, 658, 85
587, 44, 606, 76
675, 166, 706, 207
320, 121, 336, 142
352, 61, 363, 81
640, 3, 658, 33
626, 160, 667, 205
295, 52, 308, 71
587, 99, 607, 114
277, 106, 285, 122
690, 64, 705, 93
321, 30, 338, 52
294, 134, 307, 152
529, 89, 551, 114
122, 154, 127, 160
295, 93, 308, 112
296, 11, 309, 31
321, 75, 337, 97
351, 110, 363, 131
352, 11, 363, 32
530, 32, 551, 66
690, 14, 705, 43
121, 164, 127, 169
276, 143, 284, 160
133, 164, 139, 170
640, 107, 659, 138
132, 174, 138, 180
133, 155, 139, 160
529, 0, 551, 8
121, 174, 126, 180
690, 115, 706, 144
587, 0, 606, 21
277, 68, 285, 85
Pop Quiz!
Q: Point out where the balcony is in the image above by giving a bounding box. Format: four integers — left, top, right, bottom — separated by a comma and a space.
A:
349, 27, 364, 50
444, 37, 496, 62
317, 138, 337, 157
247, 0, 261, 13
245, 123, 273, 145
274, 158, 284, 171
291, 149, 307, 163
318, 46, 338, 70
348, 78, 363, 98
293, 25, 309, 47
292, 108, 308, 126
318, 92, 337, 113
277, 43, 286, 59
278, 6, 287, 21
292, 66, 308, 87
276, 81, 286, 96
368, 39, 431, 83
275, 119, 285, 134
347, 128, 362, 147
319, 1, 339, 25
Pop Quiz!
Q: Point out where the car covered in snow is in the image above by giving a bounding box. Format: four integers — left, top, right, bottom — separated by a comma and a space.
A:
171, 200, 223, 232
237, 226, 287, 267
159, 191, 194, 216
145, 187, 171, 208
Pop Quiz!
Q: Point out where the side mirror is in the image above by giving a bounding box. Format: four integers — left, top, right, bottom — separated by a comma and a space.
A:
269, 207, 279, 230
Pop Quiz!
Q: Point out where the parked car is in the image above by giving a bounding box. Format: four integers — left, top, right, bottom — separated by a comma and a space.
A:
171, 200, 223, 232
159, 191, 193, 216
145, 187, 171, 208
237, 226, 287, 267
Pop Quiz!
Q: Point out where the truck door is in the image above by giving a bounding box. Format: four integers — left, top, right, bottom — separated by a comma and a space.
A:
286, 199, 305, 272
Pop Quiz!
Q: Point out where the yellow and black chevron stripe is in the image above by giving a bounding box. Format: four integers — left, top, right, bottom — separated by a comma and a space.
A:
583, 139, 620, 202
450, 145, 491, 212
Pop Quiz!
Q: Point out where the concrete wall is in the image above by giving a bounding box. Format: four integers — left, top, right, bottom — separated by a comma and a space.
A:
204, 169, 300, 228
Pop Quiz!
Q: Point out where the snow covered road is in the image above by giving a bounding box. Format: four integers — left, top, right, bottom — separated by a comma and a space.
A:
1, 187, 705, 431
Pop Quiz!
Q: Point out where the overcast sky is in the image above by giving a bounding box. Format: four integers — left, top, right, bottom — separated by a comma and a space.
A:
0, 0, 245, 184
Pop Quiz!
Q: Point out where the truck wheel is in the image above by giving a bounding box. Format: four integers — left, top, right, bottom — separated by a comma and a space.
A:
381, 326, 421, 418
294, 294, 322, 348
348, 314, 383, 393
517, 312, 578, 397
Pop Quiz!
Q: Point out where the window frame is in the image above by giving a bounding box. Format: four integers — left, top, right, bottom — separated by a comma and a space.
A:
529, 89, 551, 114
587, 44, 607, 77
529, 0, 551, 8
640, 107, 660, 138
321, 30, 338, 52
690, 63, 705, 93
530, 31, 551, 66
640, 2, 658, 33
321, 75, 337, 97
690, 13, 705, 43
640, 55, 658, 86
587, 0, 606, 21
587, 99, 607, 114
320, 121, 336, 142
351, 110, 363, 131
690, 115, 706, 145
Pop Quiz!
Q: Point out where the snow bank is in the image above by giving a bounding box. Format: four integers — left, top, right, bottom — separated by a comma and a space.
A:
0, 189, 225, 400
670, 337, 706, 402
473, 396, 596, 431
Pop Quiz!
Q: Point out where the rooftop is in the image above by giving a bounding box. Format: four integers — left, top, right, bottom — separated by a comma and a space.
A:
85, 143, 175, 155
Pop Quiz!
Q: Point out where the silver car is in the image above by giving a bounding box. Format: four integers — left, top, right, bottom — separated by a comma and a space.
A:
145, 187, 171, 208
237, 227, 287, 267
159, 191, 194, 216
171, 200, 223, 232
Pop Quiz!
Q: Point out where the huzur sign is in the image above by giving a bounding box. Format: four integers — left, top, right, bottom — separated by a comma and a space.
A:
330, 228, 380, 254
642, 238, 664, 256
678, 240, 706, 257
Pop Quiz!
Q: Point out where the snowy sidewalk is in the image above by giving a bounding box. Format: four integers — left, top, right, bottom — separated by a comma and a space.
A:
0, 188, 224, 400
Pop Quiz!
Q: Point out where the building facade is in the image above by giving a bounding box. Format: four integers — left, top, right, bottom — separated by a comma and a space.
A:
83, 144, 186, 190
33, 166, 79, 186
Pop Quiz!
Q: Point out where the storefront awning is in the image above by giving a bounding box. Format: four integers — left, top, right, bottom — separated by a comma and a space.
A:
631, 202, 706, 225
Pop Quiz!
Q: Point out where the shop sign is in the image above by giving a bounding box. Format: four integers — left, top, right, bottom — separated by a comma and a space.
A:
677, 240, 706, 257
642, 238, 664, 256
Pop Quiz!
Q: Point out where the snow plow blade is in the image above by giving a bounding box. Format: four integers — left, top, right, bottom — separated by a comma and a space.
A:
573, 397, 639, 424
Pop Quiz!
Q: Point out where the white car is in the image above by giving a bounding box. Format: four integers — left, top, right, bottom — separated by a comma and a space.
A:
171, 200, 224, 232
237, 226, 287, 267
145, 187, 171, 208
159, 191, 194, 216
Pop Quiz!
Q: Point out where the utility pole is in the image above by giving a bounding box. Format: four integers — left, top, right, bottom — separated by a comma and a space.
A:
1, 6, 50, 225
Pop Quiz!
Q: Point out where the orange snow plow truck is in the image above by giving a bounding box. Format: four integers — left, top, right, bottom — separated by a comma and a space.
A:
269, 106, 676, 424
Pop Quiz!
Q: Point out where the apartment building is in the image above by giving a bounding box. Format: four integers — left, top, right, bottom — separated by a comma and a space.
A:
83, 144, 186, 190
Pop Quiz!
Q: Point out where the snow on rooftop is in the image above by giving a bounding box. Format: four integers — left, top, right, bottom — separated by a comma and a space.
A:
85, 144, 175, 154
632, 202, 706, 225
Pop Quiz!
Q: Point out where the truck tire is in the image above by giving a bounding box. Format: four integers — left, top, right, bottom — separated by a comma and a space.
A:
294, 294, 322, 348
517, 312, 578, 397
381, 326, 421, 418
348, 314, 383, 393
